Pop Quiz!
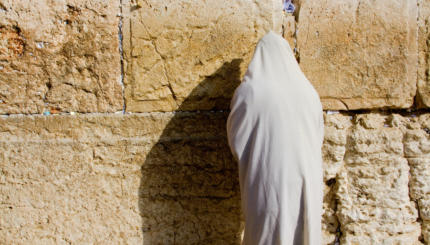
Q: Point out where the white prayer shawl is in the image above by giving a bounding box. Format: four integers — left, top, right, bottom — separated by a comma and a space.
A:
226, 31, 324, 245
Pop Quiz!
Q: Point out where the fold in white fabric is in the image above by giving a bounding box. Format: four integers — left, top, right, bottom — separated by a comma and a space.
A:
226, 30, 324, 245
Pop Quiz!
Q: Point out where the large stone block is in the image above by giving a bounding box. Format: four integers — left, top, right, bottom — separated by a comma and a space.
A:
335, 115, 421, 243
418, 0, 430, 107
0, 0, 122, 114
0, 112, 242, 244
297, 0, 418, 110
122, 0, 283, 112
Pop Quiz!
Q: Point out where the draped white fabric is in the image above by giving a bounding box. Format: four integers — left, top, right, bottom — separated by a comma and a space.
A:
226, 31, 324, 245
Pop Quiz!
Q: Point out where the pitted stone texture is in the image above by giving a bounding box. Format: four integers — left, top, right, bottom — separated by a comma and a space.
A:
321, 112, 352, 244
336, 113, 422, 244
418, 0, 430, 107
322, 182, 339, 245
122, 0, 283, 112
0, 0, 122, 114
405, 116, 430, 244
322, 112, 352, 181
297, 0, 418, 110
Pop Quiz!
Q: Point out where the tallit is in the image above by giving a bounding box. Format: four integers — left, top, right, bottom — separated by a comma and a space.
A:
226, 30, 324, 245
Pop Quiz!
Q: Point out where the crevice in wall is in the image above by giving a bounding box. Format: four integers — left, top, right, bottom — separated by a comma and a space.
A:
118, 0, 126, 114
325, 177, 341, 245
415, 0, 424, 109
405, 159, 425, 243
322, 108, 430, 117
403, 129, 426, 244
281, 0, 301, 62
332, 176, 344, 245
292, 0, 301, 62
333, 122, 355, 244
1, 108, 430, 117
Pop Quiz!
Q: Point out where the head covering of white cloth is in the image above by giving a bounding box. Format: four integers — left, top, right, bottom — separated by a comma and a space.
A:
226, 30, 324, 245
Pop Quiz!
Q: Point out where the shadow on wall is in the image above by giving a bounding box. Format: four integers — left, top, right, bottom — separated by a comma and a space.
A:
138, 59, 244, 244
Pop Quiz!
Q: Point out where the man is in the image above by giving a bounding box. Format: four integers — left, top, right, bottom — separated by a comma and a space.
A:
227, 30, 324, 245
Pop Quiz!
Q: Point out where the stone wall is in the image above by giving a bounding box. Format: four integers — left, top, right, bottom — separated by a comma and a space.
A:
0, 0, 429, 244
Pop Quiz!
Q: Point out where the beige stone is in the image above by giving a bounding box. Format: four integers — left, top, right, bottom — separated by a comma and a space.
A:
322, 112, 352, 181
1, 112, 430, 243
322, 182, 339, 245
122, 0, 283, 112
418, 0, 430, 107
282, 13, 296, 52
297, 0, 418, 110
0, 112, 242, 243
0, 0, 122, 114
336, 121, 422, 243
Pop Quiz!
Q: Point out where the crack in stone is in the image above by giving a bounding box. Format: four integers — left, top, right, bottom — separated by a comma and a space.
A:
118, 0, 126, 114
136, 20, 178, 107
292, 0, 301, 61
339, 99, 350, 111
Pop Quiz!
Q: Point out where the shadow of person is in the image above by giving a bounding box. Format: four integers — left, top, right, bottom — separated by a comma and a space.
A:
138, 59, 244, 244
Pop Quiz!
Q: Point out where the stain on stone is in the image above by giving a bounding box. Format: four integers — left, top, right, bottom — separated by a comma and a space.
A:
0, 25, 25, 59
66, 4, 81, 16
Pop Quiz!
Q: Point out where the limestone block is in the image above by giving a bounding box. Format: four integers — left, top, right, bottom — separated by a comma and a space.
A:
418, 0, 430, 107
322, 112, 352, 180
404, 129, 430, 158
321, 112, 352, 244
297, 0, 418, 110
122, 0, 283, 112
0, 0, 122, 114
0, 112, 242, 243
409, 158, 430, 201
336, 123, 421, 243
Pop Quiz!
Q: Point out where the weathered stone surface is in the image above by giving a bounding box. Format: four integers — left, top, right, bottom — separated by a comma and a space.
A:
297, 0, 418, 110
405, 118, 430, 244
282, 13, 296, 51
0, 0, 122, 114
0, 112, 242, 244
321, 112, 352, 244
122, 0, 283, 112
418, 0, 430, 107
322, 112, 352, 181
1, 112, 430, 243
335, 113, 424, 244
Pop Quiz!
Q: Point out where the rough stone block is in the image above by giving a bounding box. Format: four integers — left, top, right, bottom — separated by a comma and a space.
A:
0, 0, 122, 114
297, 0, 418, 110
418, 0, 430, 107
322, 113, 351, 180
122, 0, 283, 112
335, 122, 421, 243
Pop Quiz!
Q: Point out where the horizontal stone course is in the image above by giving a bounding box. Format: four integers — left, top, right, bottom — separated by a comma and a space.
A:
0, 111, 429, 244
